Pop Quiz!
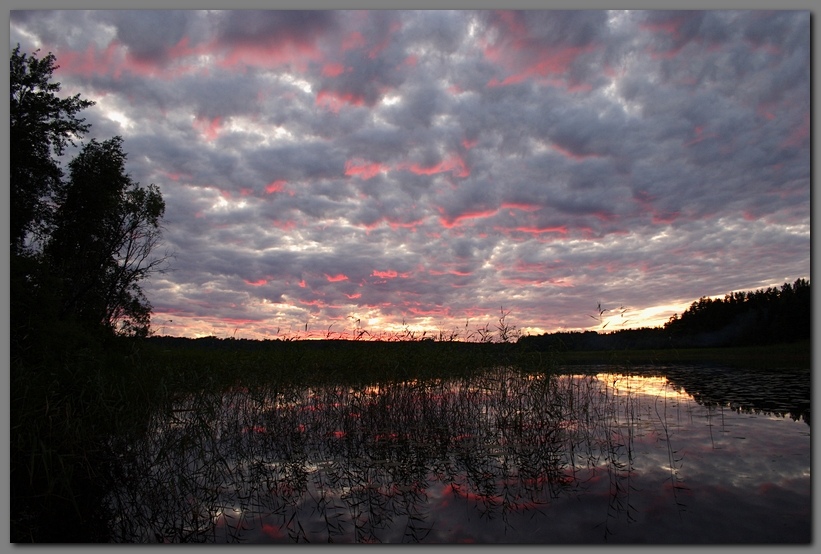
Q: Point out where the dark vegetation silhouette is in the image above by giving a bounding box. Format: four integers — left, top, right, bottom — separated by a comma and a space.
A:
518, 279, 810, 353
11, 46, 167, 542
11, 45, 167, 358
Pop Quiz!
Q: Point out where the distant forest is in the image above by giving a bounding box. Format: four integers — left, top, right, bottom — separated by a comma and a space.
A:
519, 279, 810, 352
148, 279, 810, 353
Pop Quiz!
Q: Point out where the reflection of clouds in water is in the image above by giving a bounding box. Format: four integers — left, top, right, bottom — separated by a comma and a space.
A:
661, 411, 810, 490
106, 368, 810, 543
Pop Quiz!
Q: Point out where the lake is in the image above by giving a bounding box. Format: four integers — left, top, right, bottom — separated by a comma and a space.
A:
104, 364, 810, 543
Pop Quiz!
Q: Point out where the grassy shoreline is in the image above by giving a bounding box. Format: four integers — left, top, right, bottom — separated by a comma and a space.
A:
144, 336, 812, 375
552, 340, 811, 370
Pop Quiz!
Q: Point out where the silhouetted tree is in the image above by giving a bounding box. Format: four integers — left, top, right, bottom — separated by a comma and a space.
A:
11, 46, 167, 344
45, 137, 167, 337
519, 280, 810, 352
10, 45, 94, 253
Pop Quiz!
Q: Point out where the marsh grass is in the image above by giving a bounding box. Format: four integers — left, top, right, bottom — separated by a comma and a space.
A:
99, 367, 584, 542
10, 319, 554, 543
11, 318, 808, 542
98, 366, 709, 543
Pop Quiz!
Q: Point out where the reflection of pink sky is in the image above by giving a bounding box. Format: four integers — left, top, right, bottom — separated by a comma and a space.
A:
144, 370, 810, 543
589, 373, 691, 400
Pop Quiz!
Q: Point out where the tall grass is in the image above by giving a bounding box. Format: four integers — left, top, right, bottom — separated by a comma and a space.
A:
98, 367, 702, 543
10, 310, 549, 542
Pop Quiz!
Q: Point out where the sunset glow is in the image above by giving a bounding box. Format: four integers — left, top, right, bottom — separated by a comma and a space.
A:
10, 10, 809, 340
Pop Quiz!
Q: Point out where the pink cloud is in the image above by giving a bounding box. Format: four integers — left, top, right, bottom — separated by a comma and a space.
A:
244, 278, 268, 286
316, 89, 366, 112
406, 153, 470, 178
494, 10, 529, 36
360, 216, 426, 233
651, 211, 680, 225
438, 201, 546, 229
486, 38, 596, 89
325, 273, 349, 282
500, 201, 541, 212
372, 269, 410, 279
499, 276, 574, 289
322, 62, 347, 77
550, 142, 603, 161
462, 138, 478, 150
162, 170, 187, 182
593, 210, 618, 222
217, 40, 320, 72
167, 35, 202, 61
368, 20, 401, 59
507, 225, 568, 235
345, 159, 387, 180
428, 268, 472, 277
640, 15, 692, 59
640, 17, 683, 35
193, 115, 222, 141
342, 31, 366, 51
265, 180, 287, 193
438, 208, 499, 229
404, 303, 450, 317
55, 42, 121, 78
271, 219, 297, 231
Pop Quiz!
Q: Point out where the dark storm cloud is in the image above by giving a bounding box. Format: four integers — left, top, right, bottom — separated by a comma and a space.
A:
9, 9, 810, 339
100, 11, 190, 63
216, 10, 339, 47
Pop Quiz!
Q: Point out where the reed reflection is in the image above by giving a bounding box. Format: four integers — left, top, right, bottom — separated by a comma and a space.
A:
104, 367, 809, 543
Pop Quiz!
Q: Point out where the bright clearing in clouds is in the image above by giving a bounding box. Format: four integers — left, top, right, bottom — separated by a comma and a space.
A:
10, 10, 810, 339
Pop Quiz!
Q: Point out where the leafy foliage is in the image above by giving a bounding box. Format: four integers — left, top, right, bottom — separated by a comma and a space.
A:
11, 47, 169, 543
46, 137, 166, 336
520, 280, 810, 352
10, 44, 94, 253
11, 46, 167, 351
664, 278, 811, 346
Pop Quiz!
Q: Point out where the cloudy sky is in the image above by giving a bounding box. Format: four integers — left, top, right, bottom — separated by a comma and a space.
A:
9, 9, 811, 340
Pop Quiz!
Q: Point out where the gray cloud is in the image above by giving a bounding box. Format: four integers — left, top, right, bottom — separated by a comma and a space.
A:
10, 9, 810, 339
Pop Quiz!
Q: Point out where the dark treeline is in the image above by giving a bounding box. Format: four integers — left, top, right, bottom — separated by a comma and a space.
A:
11, 46, 168, 542
519, 279, 810, 352
11, 45, 167, 371
145, 279, 811, 355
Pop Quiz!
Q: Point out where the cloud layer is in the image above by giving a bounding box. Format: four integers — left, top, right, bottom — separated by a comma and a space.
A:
10, 10, 811, 339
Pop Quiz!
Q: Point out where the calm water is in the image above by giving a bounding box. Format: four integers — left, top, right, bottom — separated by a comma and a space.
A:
105, 365, 810, 544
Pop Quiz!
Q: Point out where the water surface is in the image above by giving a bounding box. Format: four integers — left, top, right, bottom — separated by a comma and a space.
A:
106, 365, 810, 543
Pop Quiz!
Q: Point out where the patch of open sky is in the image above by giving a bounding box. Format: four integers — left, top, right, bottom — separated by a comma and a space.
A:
430, 113, 452, 132
279, 72, 313, 95
381, 93, 402, 107
529, 138, 555, 155
279, 234, 336, 255
212, 195, 249, 214
606, 9, 631, 32
603, 81, 636, 118
10, 25, 42, 50
225, 115, 296, 146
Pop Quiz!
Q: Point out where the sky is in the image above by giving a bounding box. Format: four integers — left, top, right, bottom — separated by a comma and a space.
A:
8, 9, 811, 340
